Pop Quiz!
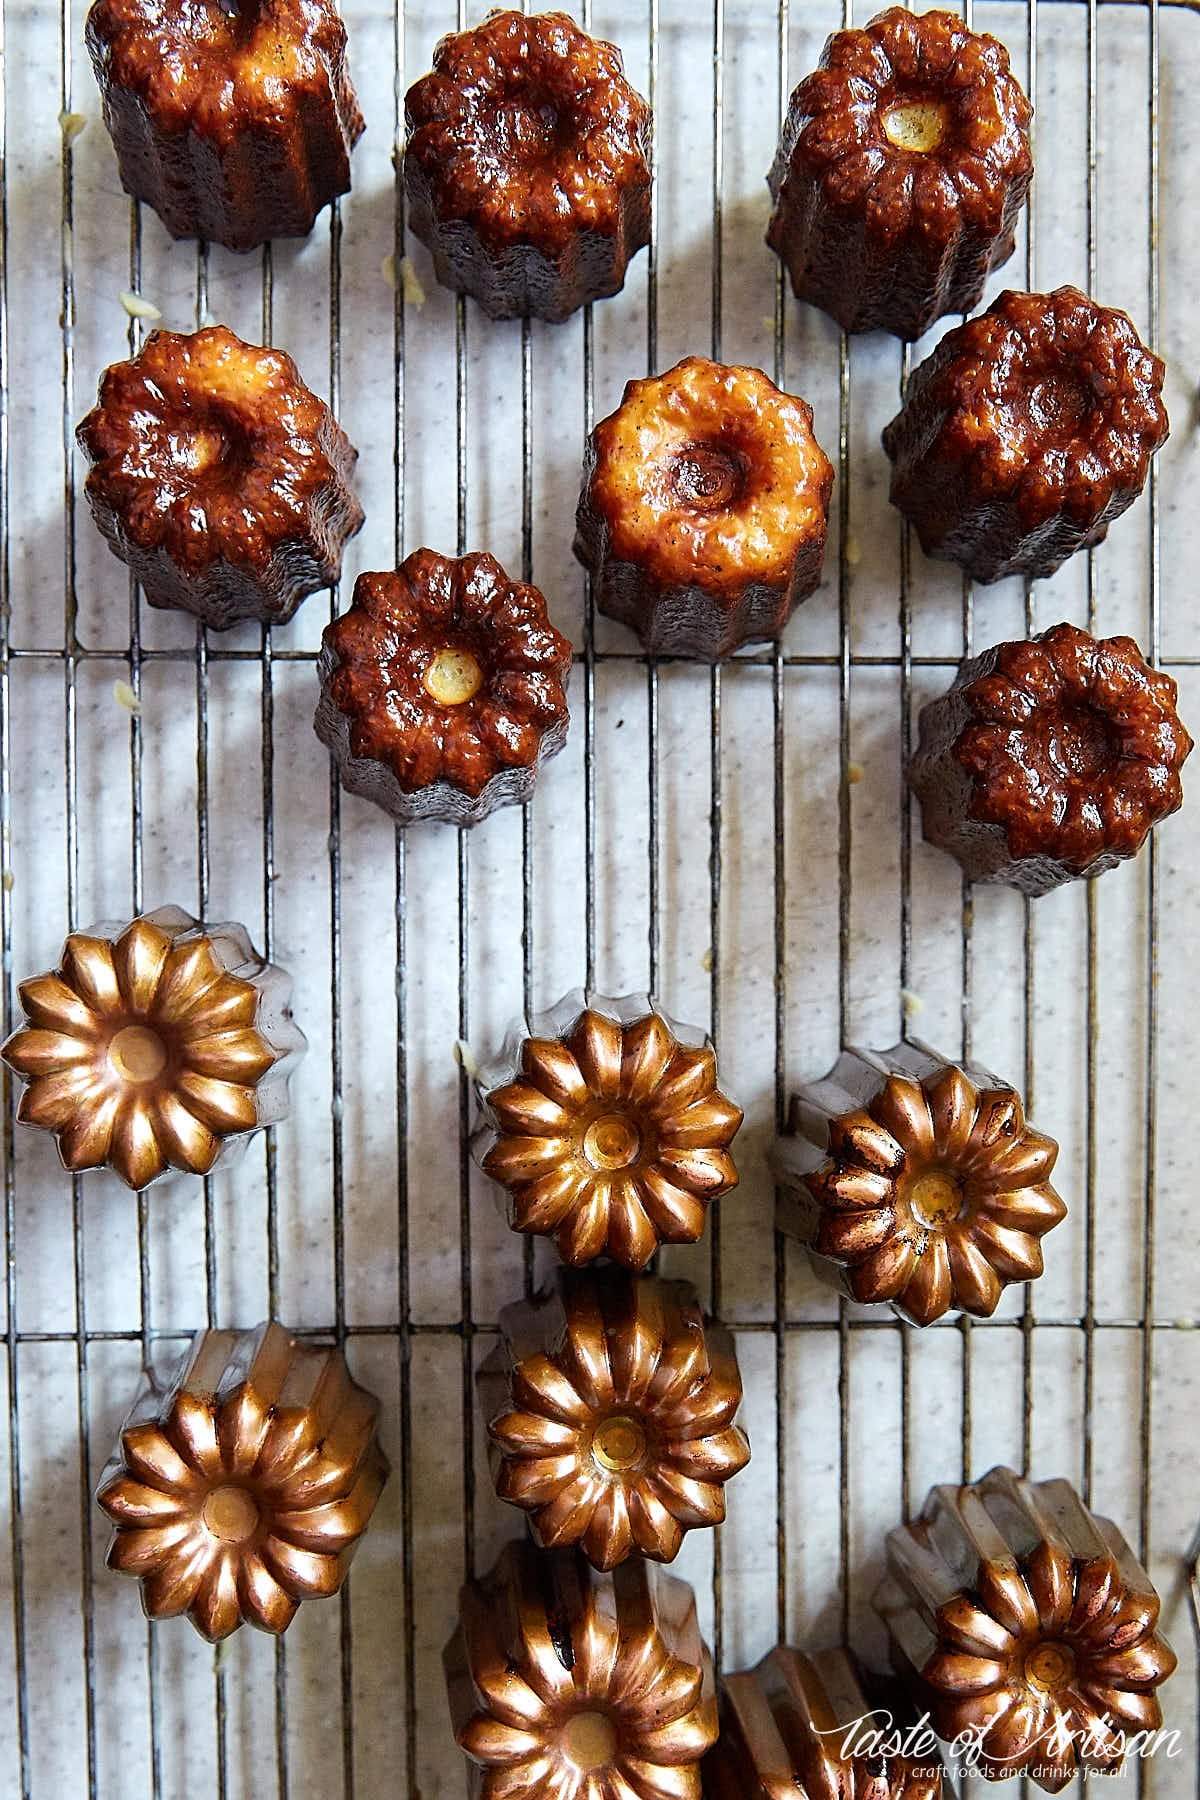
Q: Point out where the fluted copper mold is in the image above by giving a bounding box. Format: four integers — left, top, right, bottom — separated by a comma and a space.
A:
315, 548, 573, 828
478, 1269, 750, 1570
767, 7, 1032, 341
773, 1040, 1065, 1326
705, 1643, 943, 1799
909, 622, 1192, 895
473, 990, 742, 1268
85, 0, 364, 252
882, 286, 1168, 582
97, 1321, 388, 1641
575, 355, 834, 660
77, 326, 364, 630
874, 1466, 1177, 1792
445, 1538, 717, 1799
404, 9, 651, 323
1, 906, 305, 1190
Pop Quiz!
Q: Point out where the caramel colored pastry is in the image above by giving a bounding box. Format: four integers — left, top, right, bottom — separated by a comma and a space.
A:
909, 622, 1192, 894
883, 287, 1168, 581
1, 906, 305, 1190
444, 1538, 717, 1799
97, 1321, 387, 1641
705, 1644, 943, 1799
474, 990, 742, 1267
77, 326, 363, 630
767, 7, 1032, 340
575, 357, 834, 659
85, 0, 363, 252
773, 1040, 1065, 1326
404, 10, 651, 323
315, 548, 572, 827
874, 1465, 1177, 1792
478, 1269, 750, 1570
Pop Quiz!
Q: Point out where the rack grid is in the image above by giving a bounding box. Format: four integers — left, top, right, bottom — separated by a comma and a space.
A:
2, 0, 1199, 1795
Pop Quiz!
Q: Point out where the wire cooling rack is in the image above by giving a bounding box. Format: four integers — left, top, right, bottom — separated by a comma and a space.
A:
3, 0, 1200, 1795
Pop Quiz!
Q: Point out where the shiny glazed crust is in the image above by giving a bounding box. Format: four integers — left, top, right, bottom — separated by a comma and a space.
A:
705, 1644, 942, 1799
96, 1322, 388, 1640
315, 548, 573, 827
773, 1040, 1065, 1326
575, 356, 834, 658
477, 1270, 750, 1569
404, 9, 652, 321
85, 0, 364, 252
77, 326, 363, 630
874, 1467, 1177, 1792
909, 622, 1192, 893
883, 287, 1168, 581
767, 6, 1032, 339
444, 1540, 717, 1800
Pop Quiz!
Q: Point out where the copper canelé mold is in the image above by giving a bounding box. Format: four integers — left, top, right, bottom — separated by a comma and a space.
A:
773, 1039, 1065, 1326
85, 0, 364, 252
767, 6, 1032, 340
874, 1465, 1177, 1791
473, 988, 743, 1268
97, 1321, 389, 1641
705, 1642, 943, 1799
477, 1267, 750, 1569
909, 621, 1192, 895
445, 1537, 718, 1799
1, 905, 305, 1189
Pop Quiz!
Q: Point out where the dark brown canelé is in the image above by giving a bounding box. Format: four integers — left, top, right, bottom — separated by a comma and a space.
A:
315, 549, 573, 828
909, 622, 1192, 894
404, 9, 651, 323
575, 356, 834, 659
77, 326, 363, 630
883, 286, 1168, 582
85, 0, 364, 253
767, 7, 1032, 340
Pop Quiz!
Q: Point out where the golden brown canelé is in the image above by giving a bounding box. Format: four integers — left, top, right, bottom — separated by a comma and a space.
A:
97, 1321, 388, 1641
874, 1466, 1177, 1792
883, 287, 1168, 582
445, 1539, 718, 1800
575, 356, 834, 659
773, 1040, 1065, 1326
77, 326, 363, 630
767, 7, 1032, 340
909, 622, 1192, 894
477, 1269, 750, 1570
315, 548, 573, 827
85, 0, 363, 253
705, 1644, 943, 1800
474, 990, 743, 1267
404, 9, 651, 323
1, 906, 305, 1190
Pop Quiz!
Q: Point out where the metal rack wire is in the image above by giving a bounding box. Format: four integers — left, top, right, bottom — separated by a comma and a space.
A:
2, 0, 1199, 1795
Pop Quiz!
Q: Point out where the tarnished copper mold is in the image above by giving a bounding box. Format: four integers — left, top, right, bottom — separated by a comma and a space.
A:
77, 326, 364, 630
882, 286, 1168, 581
767, 6, 1032, 340
85, 0, 364, 252
97, 1321, 388, 1641
773, 1040, 1065, 1326
873, 1465, 1177, 1792
404, 9, 652, 323
444, 1537, 717, 1800
705, 1642, 943, 1799
575, 355, 834, 659
315, 548, 573, 828
909, 621, 1192, 895
472, 989, 742, 1268
477, 1267, 750, 1570
1, 905, 305, 1190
